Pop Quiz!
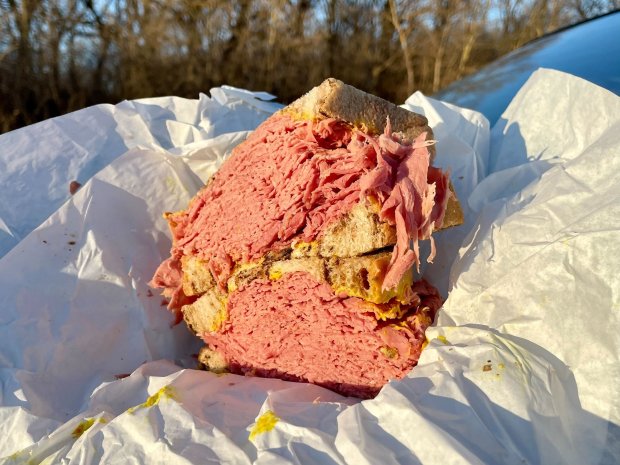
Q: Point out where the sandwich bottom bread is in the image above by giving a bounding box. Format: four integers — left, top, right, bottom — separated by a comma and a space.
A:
151, 78, 463, 398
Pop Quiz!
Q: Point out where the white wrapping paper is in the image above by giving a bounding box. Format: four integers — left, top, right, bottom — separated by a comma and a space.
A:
0, 70, 618, 464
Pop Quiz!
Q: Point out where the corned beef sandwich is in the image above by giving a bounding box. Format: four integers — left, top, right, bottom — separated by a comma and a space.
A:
150, 78, 463, 398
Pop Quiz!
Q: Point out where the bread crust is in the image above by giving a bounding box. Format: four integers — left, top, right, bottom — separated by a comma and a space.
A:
284, 78, 435, 160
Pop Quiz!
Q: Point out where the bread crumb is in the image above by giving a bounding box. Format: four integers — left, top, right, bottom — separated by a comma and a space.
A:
69, 180, 82, 195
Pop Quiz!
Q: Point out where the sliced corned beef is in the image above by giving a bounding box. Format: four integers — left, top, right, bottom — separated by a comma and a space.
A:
152, 113, 450, 305
201, 272, 441, 398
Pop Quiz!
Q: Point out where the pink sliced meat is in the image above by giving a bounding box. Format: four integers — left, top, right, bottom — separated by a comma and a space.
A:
151, 113, 450, 304
201, 272, 442, 398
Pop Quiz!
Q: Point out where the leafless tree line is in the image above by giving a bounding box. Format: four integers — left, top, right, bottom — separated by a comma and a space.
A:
0, 0, 617, 133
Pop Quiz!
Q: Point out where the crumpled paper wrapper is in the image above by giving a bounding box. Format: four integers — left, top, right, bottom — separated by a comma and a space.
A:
0, 70, 618, 464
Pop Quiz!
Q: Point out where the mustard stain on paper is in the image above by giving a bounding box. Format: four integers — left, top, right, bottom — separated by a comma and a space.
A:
70, 416, 108, 439
5, 450, 38, 465
249, 410, 280, 441
7, 450, 30, 462
437, 335, 450, 345
6, 416, 108, 465
165, 177, 177, 193
480, 360, 507, 380
72, 418, 96, 439
128, 385, 178, 414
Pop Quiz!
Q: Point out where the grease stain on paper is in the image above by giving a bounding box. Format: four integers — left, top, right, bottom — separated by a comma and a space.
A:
249, 410, 280, 441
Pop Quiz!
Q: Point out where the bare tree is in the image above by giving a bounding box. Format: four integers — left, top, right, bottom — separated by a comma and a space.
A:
388, 0, 415, 95
571, 0, 620, 19
457, 0, 489, 79
0, 0, 616, 133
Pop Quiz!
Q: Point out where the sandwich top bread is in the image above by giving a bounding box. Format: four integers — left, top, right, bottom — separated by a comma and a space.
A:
151, 78, 463, 398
